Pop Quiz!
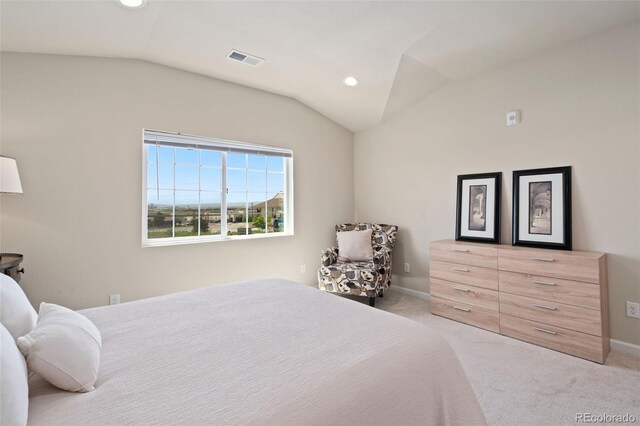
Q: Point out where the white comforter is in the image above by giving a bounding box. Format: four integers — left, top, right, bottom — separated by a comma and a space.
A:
28, 279, 486, 425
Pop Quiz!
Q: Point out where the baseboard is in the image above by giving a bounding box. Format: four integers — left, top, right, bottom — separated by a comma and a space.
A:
388, 286, 431, 300
610, 339, 640, 357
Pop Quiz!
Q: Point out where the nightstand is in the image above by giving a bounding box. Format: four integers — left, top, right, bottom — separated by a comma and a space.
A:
0, 253, 24, 283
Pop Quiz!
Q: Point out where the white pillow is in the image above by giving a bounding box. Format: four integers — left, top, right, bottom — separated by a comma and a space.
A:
1, 323, 29, 426
0, 273, 37, 341
337, 229, 374, 262
17, 303, 102, 393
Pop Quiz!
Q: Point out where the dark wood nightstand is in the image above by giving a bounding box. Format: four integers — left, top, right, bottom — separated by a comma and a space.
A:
0, 253, 24, 283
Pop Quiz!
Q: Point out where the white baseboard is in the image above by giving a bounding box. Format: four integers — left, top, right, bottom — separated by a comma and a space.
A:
610, 339, 640, 357
388, 286, 431, 300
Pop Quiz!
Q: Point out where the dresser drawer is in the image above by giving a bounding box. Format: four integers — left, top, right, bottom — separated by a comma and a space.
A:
500, 314, 604, 363
430, 241, 497, 269
499, 293, 601, 336
499, 271, 600, 310
431, 297, 499, 333
430, 278, 499, 311
430, 260, 498, 290
498, 247, 602, 284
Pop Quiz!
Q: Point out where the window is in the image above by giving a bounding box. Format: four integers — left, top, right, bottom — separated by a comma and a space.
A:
142, 130, 293, 246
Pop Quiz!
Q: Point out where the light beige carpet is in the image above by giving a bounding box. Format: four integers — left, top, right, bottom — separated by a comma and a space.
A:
355, 290, 639, 425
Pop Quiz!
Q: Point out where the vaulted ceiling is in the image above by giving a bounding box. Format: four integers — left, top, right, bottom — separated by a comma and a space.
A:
1, 1, 638, 132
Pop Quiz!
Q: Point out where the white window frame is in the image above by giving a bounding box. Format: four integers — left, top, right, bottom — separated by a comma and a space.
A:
141, 129, 294, 247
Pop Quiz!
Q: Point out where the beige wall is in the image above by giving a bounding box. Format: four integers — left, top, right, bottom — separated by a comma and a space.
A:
354, 24, 640, 345
0, 53, 353, 309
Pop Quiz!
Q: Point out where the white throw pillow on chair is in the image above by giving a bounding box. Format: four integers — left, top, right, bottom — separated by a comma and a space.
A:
17, 302, 102, 393
0, 273, 37, 341
337, 229, 374, 262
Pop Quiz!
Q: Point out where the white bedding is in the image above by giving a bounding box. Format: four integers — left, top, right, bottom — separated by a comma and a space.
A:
27, 279, 486, 425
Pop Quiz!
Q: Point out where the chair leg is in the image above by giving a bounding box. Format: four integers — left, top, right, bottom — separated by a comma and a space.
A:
368, 297, 375, 307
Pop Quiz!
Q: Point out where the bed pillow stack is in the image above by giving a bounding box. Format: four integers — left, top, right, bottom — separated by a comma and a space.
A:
0, 273, 103, 425
0, 274, 37, 426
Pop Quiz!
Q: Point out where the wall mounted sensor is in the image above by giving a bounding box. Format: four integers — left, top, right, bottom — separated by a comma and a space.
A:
506, 110, 521, 127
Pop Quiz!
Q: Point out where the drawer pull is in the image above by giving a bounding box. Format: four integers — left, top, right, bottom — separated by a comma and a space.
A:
452, 306, 470, 312
453, 287, 470, 293
534, 327, 557, 335
532, 279, 556, 286
534, 303, 557, 311
532, 257, 555, 262
450, 249, 469, 253
452, 267, 470, 273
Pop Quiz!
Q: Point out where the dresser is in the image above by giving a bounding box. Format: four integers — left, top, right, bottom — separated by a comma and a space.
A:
429, 240, 609, 363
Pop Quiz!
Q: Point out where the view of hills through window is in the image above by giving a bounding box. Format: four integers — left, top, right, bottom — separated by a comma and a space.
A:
146, 145, 286, 239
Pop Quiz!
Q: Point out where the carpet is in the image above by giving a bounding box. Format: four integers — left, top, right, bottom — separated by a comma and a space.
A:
365, 290, 639, 425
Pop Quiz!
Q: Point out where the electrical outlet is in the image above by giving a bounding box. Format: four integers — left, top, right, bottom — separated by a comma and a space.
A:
626, 301, 640, 319
299, 264, 306, 274
109, 294, 120, 305
403, 263, 410, 273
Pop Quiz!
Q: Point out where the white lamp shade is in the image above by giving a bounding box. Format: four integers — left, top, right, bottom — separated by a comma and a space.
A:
0, 156, 23, 194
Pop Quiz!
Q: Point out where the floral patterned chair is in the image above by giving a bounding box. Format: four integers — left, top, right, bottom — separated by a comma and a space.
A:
318, 223, 398, 307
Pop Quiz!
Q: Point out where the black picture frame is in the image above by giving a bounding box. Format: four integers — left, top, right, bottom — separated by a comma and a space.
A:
455, 172, 501, 244
512, 166, 572, 250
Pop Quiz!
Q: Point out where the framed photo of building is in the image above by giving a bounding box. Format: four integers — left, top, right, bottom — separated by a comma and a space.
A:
512, 166, 572, 250
455, 172, 501, 244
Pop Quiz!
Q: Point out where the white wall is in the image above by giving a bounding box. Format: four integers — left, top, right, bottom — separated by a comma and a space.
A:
0, 53, 354, 309
354, 24, 640, 346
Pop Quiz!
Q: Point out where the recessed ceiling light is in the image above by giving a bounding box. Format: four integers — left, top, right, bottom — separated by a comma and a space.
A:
343, 76, 359, 87
117, 0, 147, 9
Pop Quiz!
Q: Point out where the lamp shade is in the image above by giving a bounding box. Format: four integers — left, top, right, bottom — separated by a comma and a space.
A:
0, 156, 23, 194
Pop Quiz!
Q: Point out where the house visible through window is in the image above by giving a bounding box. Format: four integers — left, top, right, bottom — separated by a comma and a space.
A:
142, 130, 293, 246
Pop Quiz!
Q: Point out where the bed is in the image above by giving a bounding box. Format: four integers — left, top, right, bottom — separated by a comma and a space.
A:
27, 279, 486, 425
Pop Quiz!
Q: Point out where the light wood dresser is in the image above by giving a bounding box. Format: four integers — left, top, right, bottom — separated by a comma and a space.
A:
429, 240, 609, 363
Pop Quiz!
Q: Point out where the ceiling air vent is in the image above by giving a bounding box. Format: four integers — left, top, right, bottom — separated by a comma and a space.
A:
227, 49, 264, 67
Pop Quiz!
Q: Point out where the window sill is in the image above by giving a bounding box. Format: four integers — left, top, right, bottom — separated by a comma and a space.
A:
142, 231, 294, 247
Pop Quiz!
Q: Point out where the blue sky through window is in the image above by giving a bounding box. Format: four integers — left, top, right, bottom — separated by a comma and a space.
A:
147, 146, 284, 205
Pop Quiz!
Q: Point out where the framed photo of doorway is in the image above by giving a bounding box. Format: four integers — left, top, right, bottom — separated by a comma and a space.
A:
455, 172, 501, 244
512, 166, 572, 250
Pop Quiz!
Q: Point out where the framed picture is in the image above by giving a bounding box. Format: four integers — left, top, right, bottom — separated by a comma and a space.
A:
512, 166, 572, 250
455, 172, 501, 244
